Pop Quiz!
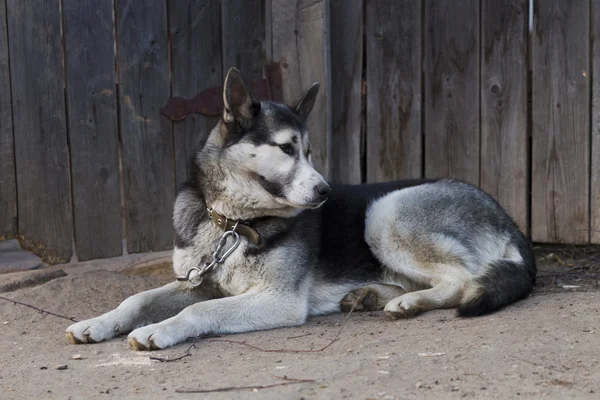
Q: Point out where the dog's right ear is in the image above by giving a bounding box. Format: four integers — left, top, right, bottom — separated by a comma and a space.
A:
222, 67, 260, 128
292, 82, 319, 120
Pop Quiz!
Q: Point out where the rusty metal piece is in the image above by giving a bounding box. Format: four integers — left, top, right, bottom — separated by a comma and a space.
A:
161, 87, 222, 121
249, 78, 272, 104
161, 63, 283, 122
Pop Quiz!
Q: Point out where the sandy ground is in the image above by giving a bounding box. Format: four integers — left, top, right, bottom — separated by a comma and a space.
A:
1, 248, 599, 399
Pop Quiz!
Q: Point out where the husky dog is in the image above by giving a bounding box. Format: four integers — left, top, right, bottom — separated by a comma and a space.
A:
66, 68, 536, 350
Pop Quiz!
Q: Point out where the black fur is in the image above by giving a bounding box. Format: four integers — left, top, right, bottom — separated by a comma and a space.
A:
243, 180, 439, 283
458, 258, 536, 317
311, 180, 437, 282
173, 182, 207, 249
176, 68, 536, 317
222, 102, 307, 149
177, 168, 435, 283
252, 172, 287, 199
177, 163, 537, 315
457, 191, 537, 317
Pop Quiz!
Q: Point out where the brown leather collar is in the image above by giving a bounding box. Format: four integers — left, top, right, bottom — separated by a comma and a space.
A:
207, 208, 260, 245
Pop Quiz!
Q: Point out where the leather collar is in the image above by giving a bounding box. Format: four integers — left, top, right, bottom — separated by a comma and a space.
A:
207, 208, 260, 245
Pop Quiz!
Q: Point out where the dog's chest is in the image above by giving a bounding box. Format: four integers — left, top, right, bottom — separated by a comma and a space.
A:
172, 221, 267, 295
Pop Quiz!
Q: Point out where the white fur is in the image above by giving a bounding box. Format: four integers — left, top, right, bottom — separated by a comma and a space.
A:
308, 282, 361, 315
207, 125, 328, 215
286, 154, 327, 207
365, 190, 472, 316
127, 289, 308, 350
67, 71, 532, 349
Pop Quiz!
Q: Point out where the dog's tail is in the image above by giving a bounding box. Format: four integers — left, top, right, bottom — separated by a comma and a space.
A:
458, 243, 536, 317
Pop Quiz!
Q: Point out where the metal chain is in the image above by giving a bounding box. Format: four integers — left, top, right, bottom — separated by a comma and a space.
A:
176, 221, 241, 287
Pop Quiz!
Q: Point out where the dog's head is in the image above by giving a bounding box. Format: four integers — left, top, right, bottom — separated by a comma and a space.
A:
200, 67, 331, 217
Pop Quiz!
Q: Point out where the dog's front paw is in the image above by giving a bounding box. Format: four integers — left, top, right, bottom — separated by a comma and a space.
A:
384, 294, 423, 319
128, 324, 180, 351
66, 317, 121, 344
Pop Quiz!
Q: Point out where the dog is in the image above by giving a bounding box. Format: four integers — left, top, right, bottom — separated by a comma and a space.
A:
66, 67, 536, 350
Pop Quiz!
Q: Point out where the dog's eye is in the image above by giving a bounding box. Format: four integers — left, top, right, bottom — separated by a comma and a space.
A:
279, 144, 294, 156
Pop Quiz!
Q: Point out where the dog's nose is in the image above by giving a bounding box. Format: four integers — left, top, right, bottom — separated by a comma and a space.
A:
315, 182, 332, 197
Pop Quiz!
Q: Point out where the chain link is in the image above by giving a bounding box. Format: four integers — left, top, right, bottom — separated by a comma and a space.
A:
176, 221, 241, 287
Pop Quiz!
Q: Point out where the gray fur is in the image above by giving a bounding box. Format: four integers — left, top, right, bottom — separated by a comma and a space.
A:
66, 69, 535, 351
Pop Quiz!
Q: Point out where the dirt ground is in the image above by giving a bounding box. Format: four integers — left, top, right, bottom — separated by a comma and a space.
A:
1, 246, 599, 399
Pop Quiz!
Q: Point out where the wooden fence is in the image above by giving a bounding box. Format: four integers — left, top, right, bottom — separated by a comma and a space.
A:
0, 0, 599, 263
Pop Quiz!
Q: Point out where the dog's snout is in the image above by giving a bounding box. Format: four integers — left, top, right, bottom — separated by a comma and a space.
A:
315, 182, 332, 198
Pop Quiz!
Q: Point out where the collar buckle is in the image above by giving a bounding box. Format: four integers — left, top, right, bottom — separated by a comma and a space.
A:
207, 207, 260, 245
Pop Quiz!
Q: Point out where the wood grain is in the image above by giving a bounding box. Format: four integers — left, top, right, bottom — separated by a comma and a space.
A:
169, 0, 222, 189
531, 0, 590, 244
0, 0, 16, 236
116, 0, 175, 253
330, 0, 362, 184
424, 0, 480, 186
269, 0, 332, 179
480, 0, 528, 232
7, 0, 72, 261
221, 0, 265, 81
366, 0, 422, 182
592, 0, 600, 244
63, 0, 122, 260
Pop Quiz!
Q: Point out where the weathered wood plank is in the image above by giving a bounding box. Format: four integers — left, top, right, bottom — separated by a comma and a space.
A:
424, 0, 480, 186
269, 0, 332, 179
366, 0, 422, 182
221, 0, 265, 81
7, 0, 72, 261
480, 0, 528, 233
168, 0, 223, 187
170, 0, 222, 189
116, 0, 175, 253
330, 0, 362, 184
0, 0, 16, 237
592, 0, 600, 244
532, 0, 590, 244
63, 0, 122, 260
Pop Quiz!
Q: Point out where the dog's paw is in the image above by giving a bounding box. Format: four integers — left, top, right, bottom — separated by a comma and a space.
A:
384, 294, 423, 319
340, 288, 379, 312
66, 317, 121, 344
128, 324, 179, 351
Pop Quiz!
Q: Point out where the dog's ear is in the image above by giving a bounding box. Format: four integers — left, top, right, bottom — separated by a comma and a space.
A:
222, 67, 260, 128
291, 82, 319, 120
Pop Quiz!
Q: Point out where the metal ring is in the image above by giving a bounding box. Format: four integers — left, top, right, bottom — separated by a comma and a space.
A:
186, 267, 203, 287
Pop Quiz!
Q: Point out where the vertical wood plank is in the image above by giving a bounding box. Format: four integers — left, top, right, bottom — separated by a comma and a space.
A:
0, 0, 16, 237
592, 0, 600, 244
330, 0, 362, 184
116, 0, 175, 253
269, 0, 332, 179
63, 0, 122, 260
532, 0, 590, 244
424, 0, 480, 186
221, 0, 265, 81
7, 0, 72, 261
170, 0, 222, 189
366, 0, 422, 182
480, 0, 528, 232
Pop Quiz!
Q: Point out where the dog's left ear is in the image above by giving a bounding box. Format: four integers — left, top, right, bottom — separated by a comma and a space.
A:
223, 67, 260, 128
292, 82, 319, 120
